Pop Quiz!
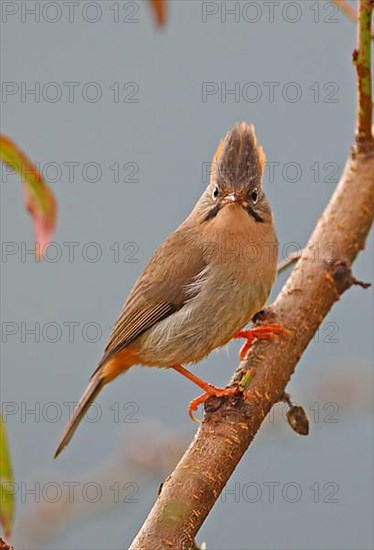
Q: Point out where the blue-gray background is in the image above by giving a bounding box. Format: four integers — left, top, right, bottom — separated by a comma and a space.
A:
1, 1, 373, 549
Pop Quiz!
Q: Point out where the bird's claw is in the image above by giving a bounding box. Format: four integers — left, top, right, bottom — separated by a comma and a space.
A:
188, 386, 240, 423
236, 323, 290, 361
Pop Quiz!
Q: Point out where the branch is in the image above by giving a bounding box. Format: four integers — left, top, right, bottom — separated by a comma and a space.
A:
355, 0, 374, 146
130, 3, 373, 548
276, 249, 302, 274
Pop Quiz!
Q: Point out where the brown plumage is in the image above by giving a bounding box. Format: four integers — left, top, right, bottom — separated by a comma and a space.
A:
54, 122, 279, 458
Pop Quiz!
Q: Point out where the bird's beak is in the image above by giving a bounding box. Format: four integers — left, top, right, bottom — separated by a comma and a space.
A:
223, 193, 242, 204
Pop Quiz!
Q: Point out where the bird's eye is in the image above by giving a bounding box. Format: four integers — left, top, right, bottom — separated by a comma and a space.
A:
212, 185, 219, 200
251, 188, 258, 204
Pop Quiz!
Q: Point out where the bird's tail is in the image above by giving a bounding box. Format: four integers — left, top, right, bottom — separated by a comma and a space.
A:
54, 374, 104, 458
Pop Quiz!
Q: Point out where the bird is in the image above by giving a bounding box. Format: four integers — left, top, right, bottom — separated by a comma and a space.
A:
54, 121, 285, 458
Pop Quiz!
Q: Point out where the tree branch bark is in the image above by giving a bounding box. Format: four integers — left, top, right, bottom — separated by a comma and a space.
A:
355, 0, 374, 145
130, 2, 374, 548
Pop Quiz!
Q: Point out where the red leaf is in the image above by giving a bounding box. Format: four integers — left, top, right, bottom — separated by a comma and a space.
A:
0, 136, 57, 259
148, 0, 167, 27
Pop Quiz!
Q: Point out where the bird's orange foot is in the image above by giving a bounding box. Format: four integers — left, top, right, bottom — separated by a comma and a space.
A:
235, 323, 290, 361
189, 385, 240, 423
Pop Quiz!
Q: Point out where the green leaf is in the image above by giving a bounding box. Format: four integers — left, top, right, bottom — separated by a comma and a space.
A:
0, 417, 15, 538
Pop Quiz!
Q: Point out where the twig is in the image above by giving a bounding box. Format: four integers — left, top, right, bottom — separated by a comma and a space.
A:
276, 249, 303, 274
354, 0, 374, 145
129, 2, 373, 548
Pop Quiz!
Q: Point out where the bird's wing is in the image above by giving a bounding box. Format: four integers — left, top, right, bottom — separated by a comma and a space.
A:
101, 301, 177, 362
98, 224, 206, 366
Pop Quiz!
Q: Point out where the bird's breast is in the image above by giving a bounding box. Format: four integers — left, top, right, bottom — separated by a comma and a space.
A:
199, 204, 278, 285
